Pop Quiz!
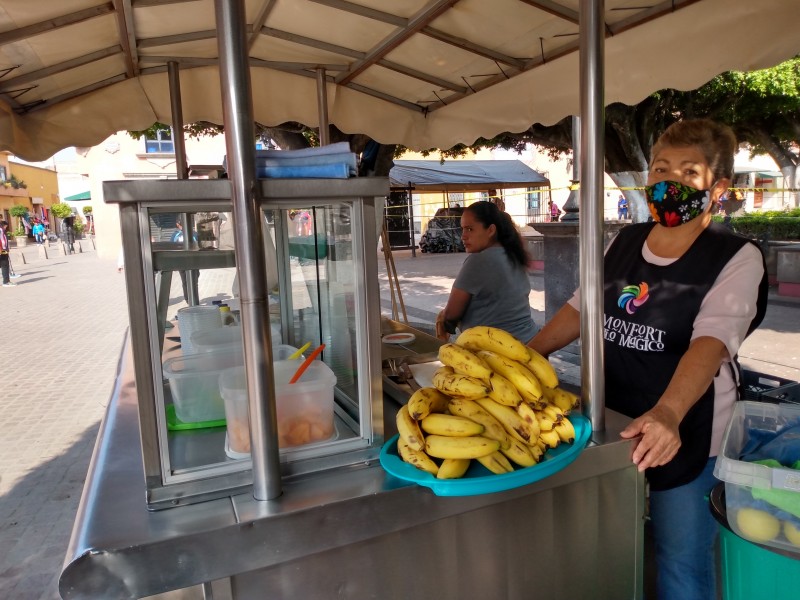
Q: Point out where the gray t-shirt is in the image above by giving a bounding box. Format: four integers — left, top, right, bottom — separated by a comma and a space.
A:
453, 246, 536, 343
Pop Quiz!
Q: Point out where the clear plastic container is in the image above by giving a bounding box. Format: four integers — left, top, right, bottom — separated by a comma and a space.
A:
713, 401, 800, 555
219, 357, 337, 456
163, 349, 245, 423
191, 323, 282, 354
177, 305, 222, 355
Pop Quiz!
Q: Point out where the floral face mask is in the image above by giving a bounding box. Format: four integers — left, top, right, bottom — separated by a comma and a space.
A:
645, 180, 712, 227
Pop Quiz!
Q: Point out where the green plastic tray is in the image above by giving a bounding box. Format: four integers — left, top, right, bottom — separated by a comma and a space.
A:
166, 404, 226, 431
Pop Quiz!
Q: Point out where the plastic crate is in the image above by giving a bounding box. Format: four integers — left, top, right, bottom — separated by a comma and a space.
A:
740, 369, 796, 402
713, 401, 800, 556
762, 382, 800, 405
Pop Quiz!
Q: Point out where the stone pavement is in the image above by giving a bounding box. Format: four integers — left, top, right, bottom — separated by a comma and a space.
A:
0, 242, 798, 600
0, 242, 129, 600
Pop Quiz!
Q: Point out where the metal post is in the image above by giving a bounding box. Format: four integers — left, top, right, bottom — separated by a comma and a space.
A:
167, 61, 189, 180
168, 61, 199, 305
561, 116, 581, 222
215, 0, 281, 500
316, 68, 330, 146
578, 0, 605, 433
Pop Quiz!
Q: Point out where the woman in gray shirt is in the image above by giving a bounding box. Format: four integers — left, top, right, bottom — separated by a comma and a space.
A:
435, 201, 536, 343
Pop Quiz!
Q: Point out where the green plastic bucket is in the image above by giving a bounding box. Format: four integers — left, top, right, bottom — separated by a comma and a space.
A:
710, 484, 800, 600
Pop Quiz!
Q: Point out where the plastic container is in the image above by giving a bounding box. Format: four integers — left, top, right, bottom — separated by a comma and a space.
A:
762, 382, 800, 405
219, 357, 337, 456
191, 324, 283, 354
177, 305, 222, 355
163, 349, 245, 423
713, 401, 800, 555
709, 483, 800, 600
740, 369, 796, 402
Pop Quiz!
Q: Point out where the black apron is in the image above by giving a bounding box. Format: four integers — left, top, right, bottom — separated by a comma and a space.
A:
603, 222, 766, 491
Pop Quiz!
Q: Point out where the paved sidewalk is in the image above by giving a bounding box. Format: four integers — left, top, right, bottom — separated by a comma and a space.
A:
0, 244, 129, 600
1, 243, 797, 600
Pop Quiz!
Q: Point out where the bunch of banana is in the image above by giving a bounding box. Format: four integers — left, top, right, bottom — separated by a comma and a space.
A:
543, 386, 581, 414
432, 365, 489, 399
407, 387, 450, 420
455, 326, 530, 362
438, 343, 492, 380
477, 350, 543, 404
393, 326, 582, 479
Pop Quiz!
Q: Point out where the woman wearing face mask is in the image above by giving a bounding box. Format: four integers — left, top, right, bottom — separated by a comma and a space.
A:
529, 119, 767, 600
435, 201, 536, 343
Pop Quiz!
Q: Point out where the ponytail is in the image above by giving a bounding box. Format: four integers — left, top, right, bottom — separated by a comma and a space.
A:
463, 201, 528, 267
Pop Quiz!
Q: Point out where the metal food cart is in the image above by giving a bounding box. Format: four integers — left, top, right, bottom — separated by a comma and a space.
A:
59, 174, 644, 599
2, 1, 783, 598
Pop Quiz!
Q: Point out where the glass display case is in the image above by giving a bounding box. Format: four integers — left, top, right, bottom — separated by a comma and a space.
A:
105, 178, 387, 509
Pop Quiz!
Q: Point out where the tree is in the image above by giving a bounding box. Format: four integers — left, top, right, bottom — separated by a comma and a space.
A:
9, 204, 28, 236
421, 58, 800, 222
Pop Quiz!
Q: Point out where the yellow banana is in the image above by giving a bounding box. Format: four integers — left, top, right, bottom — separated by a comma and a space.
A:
432, 366, 490, 399
475, 397, 536, 445
487, 372, 523, 407
421, 413, 485, 437
532, 409, 555, 431
447, 397, 512, 450
500, 436, 538, 467
437, 458, 471, 479
425, 434, 500, 459
529, 441, 544, 462
438, 343, 492, 381
407, 387, 451, 420
539, 428, 560, 449
477, 451, 514, 474
477, 350, 543, 404
524, 347, 559, 389
515, 401, 542, 440
397, 438, 439, 476
542, 403, 564, 423
455, 326, 530, 362
396, 404, 425, 452
544, 386, 580, 414
555, 416, 576, 444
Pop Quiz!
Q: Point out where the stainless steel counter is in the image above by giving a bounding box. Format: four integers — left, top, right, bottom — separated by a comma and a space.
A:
60, 338, 645, 600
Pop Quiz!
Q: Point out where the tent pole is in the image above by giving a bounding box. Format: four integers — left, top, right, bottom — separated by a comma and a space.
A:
216, 0, 281, 500
316, 68, 330, 146
167, 61, 188, 180
578, 0, 606, 433
167, 61, 199, 305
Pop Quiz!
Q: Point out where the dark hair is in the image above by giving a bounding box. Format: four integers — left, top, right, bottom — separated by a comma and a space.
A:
463, 201, 528, 267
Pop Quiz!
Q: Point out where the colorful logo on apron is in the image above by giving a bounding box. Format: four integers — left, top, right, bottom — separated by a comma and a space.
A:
618, 282, 649, 314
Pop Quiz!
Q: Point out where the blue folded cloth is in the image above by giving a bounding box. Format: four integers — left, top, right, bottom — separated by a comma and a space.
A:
740, 421, 800, 465
257, 163, 351, 179
256, 141, 351, 159
256, 152, 357, 175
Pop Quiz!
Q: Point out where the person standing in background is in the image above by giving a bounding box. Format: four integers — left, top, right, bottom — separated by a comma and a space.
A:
32, 219, 45, 244
618, 194, 629, 219
0, 220, 17, 287
549, 200, 561, 222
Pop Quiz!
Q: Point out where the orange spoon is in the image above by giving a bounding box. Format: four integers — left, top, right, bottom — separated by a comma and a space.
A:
289, 343, 325, 384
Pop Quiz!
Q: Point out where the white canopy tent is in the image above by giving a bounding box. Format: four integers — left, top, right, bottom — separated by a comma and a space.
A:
3, 0, 796, 499
0, 0, 797, 161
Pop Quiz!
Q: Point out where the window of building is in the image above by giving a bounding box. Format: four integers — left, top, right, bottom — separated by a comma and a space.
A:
0, 166, 6, 181
145, 129, 174, 154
